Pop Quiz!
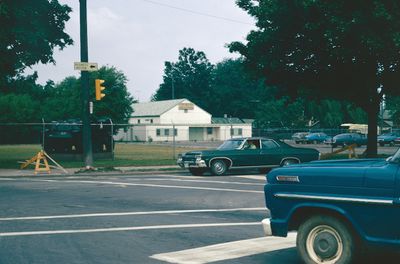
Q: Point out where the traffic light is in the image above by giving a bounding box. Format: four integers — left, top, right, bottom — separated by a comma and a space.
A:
95, 79, 106, 100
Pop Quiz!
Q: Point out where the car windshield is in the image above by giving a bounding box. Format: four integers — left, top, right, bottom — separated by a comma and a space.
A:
217, 139, 243, 150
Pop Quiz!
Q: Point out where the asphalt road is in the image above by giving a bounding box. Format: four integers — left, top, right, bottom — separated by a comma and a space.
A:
0, 172, 398, 264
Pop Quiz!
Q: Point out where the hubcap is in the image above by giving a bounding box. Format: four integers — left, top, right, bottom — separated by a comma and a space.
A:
214, 162, 225, 174
306, 225, 343, 264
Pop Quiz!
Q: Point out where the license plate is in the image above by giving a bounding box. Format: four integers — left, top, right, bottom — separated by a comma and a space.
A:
184, 162, 190, 168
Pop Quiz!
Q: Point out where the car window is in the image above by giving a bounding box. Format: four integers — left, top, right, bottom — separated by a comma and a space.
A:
217, 139, 243, 150
244, 139, 260, 149
261, 140, 278, 149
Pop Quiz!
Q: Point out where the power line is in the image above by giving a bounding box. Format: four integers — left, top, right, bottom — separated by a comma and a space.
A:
140, 0, 254, 26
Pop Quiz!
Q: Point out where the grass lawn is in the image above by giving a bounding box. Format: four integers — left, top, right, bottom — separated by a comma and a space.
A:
0, 143, 203, 169
0, 143, 389, 169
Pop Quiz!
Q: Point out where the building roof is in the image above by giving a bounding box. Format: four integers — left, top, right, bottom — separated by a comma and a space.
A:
132, 99, 186, 117
211, 117, 253, 124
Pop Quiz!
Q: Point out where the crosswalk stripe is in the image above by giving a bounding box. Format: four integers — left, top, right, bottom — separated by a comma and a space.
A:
233, 175, 266, 181
150, 233, 296, 264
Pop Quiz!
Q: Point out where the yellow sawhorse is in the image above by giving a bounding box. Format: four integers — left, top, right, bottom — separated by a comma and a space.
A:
20, 150, 51, 174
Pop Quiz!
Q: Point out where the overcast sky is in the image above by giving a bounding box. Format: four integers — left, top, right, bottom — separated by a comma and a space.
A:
30, 0, 255, 102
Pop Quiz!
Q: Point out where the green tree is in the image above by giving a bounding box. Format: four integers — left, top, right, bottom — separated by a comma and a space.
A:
209, 59, 269, 118
0, 0, 72, 90
0, 93, 40, 143
256, 97, 306, 128
385, 96, 400, 126
152, 47, 213, 109
230, 0, 400, 157
41, 66, 134, 127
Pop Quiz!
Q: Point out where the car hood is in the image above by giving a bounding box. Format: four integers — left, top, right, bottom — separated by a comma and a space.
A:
267, 159, 387, 187
182, 149, 220, 156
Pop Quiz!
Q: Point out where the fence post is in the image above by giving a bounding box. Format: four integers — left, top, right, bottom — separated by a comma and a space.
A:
172, 124, 176, 159
42, 118, 45, 150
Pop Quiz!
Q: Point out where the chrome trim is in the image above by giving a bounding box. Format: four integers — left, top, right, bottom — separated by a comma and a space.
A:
230, 165, 279, 169
276, 175, 300, 182
261, 218, 272, 236
280, 157, 301, 165
208, 157, 234, 168
275, 193, 393, 205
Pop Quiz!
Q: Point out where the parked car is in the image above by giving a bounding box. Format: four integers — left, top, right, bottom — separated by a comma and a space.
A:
262, 150, 400, 264
292, 132, 310, 144
378, 132, 399, 146
331, 133, 367, 147
177, 137, 320, 175
304, 132, 331, 144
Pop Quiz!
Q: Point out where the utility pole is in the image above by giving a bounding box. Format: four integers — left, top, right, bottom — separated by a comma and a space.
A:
79, 0, 93, 168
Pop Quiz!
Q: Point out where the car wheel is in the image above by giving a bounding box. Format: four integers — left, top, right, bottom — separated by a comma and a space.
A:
297, 215, 355, 264
188, 168, 206, 176
281, 159, 299, 166
210, 160, 227, 176
379, 142, 385, 147
389, 141, 394, 146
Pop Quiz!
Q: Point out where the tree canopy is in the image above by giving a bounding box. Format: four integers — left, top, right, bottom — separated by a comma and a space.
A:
152, 47, 214, 109
0, 0, 72, 90
230, 0, 400, 156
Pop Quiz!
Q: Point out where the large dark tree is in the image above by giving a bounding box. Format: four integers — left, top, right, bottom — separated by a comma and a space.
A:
0, 0, 72, 90
152, 47, 213, 110
230, 0, 400, 157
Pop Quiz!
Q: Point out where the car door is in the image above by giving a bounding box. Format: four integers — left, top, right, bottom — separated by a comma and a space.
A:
360, 162, 400, 241
259, 139, 282, 166
233, 139, 263, 167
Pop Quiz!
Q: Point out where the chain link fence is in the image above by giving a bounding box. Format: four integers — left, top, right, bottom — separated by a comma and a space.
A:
1, 123, 400, 145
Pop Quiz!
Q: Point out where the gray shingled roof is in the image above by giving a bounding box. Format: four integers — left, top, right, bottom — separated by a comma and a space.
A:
132, 99, 186, 117
211, 117, 253, 124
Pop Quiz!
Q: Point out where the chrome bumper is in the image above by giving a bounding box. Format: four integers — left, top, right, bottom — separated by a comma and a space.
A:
177, 158, 207, 168
261, 218, 272, 236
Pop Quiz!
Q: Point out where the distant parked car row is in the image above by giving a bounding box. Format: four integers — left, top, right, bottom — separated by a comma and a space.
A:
292, 132, 332, 144
292, 131, 400, 147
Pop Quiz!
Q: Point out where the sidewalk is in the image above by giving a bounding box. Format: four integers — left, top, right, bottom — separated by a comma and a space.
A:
0, 165, 183, 177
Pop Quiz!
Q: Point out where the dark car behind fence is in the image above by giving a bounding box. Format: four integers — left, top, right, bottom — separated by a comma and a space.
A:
0, 119, 115, 154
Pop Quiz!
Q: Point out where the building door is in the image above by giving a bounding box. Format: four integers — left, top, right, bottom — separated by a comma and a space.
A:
189, 127, 204, 141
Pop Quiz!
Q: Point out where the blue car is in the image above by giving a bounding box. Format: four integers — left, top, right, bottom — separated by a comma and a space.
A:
262, 149, 400, 263
331, 133, 367, 147
304, 132, 331, 144
378, 133, 399, 146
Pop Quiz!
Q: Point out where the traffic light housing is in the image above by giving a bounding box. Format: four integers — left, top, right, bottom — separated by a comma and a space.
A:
95, 79, 106, 100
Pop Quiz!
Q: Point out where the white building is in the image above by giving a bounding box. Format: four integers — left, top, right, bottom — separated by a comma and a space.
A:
115, 99, 253, 142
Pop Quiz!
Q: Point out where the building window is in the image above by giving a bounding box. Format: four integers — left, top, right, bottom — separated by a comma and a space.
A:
184, 109, 188, 113
137, 119, 141, 124
150, 119, 153, 124
156, 129, 161, 136
207, 127, 213, 135
164, 129, 170, 136
174, 128, 178, 136
238, 128, 243, 136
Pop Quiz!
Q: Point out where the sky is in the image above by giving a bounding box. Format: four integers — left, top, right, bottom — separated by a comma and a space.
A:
30, 0, 255, 102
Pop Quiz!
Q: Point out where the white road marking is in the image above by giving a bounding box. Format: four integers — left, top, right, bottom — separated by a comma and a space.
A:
29, 179, 264, 194
151, 233, 297, 264
131, 178, 265, 186
0, 222, 261, 237
0, 207, 266, 221
234, 175, 266, 181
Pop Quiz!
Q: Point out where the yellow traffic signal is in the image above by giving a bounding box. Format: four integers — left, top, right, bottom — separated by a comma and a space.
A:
95, 79, 106, 100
